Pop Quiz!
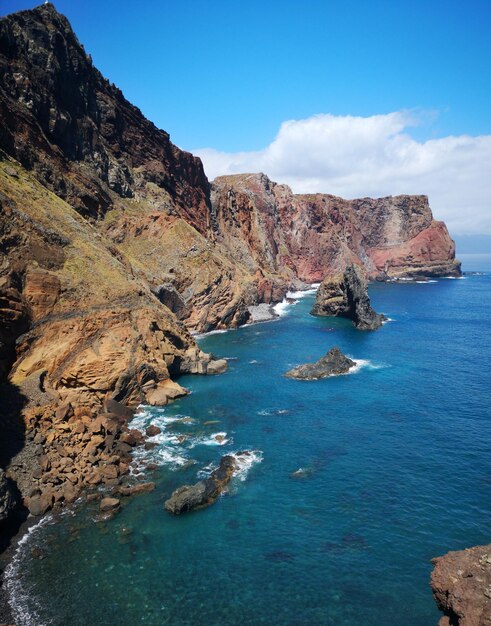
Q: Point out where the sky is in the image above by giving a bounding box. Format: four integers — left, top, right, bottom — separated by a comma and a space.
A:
1, 0, 491, 244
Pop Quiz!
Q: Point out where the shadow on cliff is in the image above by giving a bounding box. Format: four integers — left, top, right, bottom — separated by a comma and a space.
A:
0, 380, 27, 467
0, 380, 29, 554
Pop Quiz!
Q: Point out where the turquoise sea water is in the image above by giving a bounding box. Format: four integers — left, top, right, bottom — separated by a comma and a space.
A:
6, 255, 491, 626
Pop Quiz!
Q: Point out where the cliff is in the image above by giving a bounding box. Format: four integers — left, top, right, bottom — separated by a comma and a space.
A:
0, 3, 260, 333
211, 173, 461, 282
0, 3, 461, 522
431, 544, 491, 626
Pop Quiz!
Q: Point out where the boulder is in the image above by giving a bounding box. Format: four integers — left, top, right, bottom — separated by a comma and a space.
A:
145, 380, 188, 406
145, 425, 162, 437
27, 491, 53, 516
285, 347, 356, 380
0, 469, 18, 524
99, 497, 120, 512
118, 482, 156, 497
206, 359, 228, 375
312, 265, 385, 330
164, 455, 238, 515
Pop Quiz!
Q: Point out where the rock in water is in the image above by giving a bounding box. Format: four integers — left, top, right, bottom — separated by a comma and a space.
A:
431, 543, 491, 626
285, 347, 356, 380
311, 265, 385, 330
164, 455, 238, 515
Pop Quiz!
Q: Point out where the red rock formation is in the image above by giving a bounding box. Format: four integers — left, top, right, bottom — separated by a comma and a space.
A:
431, 544, 491, 626
211, 174, 461, 282
0, 4, 461, 522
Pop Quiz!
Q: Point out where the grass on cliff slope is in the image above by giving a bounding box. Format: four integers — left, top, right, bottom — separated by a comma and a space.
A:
0, 155, 146, 308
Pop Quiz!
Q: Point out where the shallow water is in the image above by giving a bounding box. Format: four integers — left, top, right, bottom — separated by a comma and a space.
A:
6, 259, 491, 626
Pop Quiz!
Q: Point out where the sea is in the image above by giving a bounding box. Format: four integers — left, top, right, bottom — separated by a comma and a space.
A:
5, 254, 491, 626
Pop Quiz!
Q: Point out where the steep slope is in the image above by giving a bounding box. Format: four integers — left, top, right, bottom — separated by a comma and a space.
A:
211, 173, 461, 281
0, 3, 461, 520
0, 3, 259, 332
0, 153, 220, 513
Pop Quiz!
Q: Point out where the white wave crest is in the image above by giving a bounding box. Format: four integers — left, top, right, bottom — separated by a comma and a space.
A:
4, 515, 54, 626
347, 359, 387, 374
230, 450, 264, 481
193, 328, 229, 339
190, 432, 231, 447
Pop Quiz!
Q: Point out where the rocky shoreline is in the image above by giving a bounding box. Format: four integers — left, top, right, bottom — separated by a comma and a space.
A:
0, 3, 469, 624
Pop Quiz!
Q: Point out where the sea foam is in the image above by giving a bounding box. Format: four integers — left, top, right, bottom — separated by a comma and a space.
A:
4, 515, 54, 626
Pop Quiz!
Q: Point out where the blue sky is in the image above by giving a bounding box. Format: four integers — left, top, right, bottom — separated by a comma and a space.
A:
2, 0, 490, 150
1, 0, 491, 239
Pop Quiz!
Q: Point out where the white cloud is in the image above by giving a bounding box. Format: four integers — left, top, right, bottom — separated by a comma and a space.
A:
194, 112, 491, 235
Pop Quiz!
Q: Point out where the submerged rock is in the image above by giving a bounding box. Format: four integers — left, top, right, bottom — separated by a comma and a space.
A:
311, 265, 385, 330
100, 497, 120, 513
285, 347, 355, 380
164, 455, 239, 515
431, 543, 491, 626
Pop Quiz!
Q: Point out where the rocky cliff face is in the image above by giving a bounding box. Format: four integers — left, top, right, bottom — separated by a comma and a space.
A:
0, 4, 461, 520
431, 544, 491, 626
211, 174, 461, 282
0, 3, 262, 334
0, 155, 221, 515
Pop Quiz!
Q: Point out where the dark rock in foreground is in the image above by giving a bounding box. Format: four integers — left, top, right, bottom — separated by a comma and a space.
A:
285, 347, 356, 380
165, 455, 239, 515
0, 469, 18, 525
311, 265, 386, 330
431, 543, 491, 626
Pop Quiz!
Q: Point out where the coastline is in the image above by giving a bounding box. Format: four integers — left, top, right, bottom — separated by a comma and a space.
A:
0, 272, 487, 624
0, 516, 40, 625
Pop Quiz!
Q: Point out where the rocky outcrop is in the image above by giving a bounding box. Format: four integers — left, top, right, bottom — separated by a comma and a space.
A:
211, 174, 461, 283
431, 544, 491, 626
164, 455, 239, 515
0, 145, 222, 515
285, 347, 356, 380
0, 3, 461, 522
311, 265, 385, 330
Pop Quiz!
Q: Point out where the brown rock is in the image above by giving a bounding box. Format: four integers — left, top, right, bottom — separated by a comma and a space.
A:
100, 464, 119, 480
27, 491, 53, 516
100, 497, 120, 512
145, 380, 188, 406
118, 482, 156, 497
145, 425, 162, 437
206, 359, 228, 375
431, 543, 491, 626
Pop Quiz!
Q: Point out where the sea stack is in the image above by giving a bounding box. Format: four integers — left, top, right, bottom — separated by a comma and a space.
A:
311, 265, 385, 330
285, 347, 356, 379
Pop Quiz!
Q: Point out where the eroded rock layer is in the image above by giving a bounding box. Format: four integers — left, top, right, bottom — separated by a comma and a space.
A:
0, 3, 461, 521
211, 174, 461, 282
